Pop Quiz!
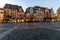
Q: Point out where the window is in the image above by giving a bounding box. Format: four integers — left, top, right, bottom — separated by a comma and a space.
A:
46, 12, 49, 17
1, 12, 3, 14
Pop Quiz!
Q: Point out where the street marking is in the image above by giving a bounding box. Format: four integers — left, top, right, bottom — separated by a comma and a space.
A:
16, 26, 60, 31
0, 24, 20, 39
16, 26, 44, 29
45, 27, 60, 31
0, 28, 10, 30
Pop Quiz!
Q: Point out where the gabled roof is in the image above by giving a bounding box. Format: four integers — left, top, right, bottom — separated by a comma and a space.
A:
4, 4, 22, 9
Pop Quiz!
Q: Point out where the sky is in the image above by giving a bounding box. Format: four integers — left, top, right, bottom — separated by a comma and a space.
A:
0, 0, 60, 13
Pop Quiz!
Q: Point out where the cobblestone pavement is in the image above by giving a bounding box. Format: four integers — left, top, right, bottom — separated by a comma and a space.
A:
0, 23, 18, 34
0, 22, 60, 40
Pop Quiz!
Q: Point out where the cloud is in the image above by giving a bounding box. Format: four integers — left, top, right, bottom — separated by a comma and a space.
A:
0, 0, 17, 7
0, 0, 8, 7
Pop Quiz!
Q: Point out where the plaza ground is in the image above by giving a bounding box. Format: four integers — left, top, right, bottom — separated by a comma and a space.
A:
0, 22, 60, 40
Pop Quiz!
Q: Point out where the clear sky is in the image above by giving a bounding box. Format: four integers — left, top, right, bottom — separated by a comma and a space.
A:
0, 0, 60, 13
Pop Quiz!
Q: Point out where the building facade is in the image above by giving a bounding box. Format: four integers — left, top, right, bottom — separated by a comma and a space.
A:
0, 8, 4, 23
57, 7, 60, 21
25, 7, 35, 22
4, 4, 24, 23
33, 6, 44, 21
44, 8, 51, 21
50, 8, 55, 21
25, 6, 54, 22
17, 7, 24, 22
0, 4, 54, 22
